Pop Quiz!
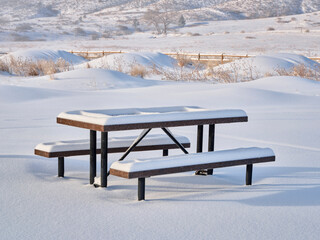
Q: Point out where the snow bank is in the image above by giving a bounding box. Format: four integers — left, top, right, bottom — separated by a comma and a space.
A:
77, 52, 177, 71
214, 53, 320, 81
243, 76, 320, 96
1, 49, 87, 65
0, 85, 69, 103
23, 68, 166, 91
1, 70, 320, 240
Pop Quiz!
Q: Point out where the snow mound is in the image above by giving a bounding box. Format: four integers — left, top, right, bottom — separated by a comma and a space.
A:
78, 52, 177, 71
1, 49, 87, 65
0, 85, 68, 103
214, 53, 320, 81
244, 76, 320, 96
34, 68, 165, 90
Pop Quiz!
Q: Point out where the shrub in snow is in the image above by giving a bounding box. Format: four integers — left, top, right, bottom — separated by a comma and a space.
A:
10, 33, 31, 42
130, 64, 148, 78
0, 56, 71, 76
0, 59, 9, 73
15, 23, 33, 32
178, 15, 186, 27
33, 3, 60, 18
132, 18, 140, 31
74, 27, 87, 36
91, 33, 100, 40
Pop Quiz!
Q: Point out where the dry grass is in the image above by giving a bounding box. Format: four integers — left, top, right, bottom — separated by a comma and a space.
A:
176, 53, 193, 67
275, 64, 320, 81
130, 64, 148, 78
0, 59, 10, 72
1, 56, 71, 76
160, 61, 209, 82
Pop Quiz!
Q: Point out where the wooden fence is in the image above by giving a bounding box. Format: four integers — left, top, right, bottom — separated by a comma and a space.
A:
68, 50, 320, 64
1, 50, 320, 64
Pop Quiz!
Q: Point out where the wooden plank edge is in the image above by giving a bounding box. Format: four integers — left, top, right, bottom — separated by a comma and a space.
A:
34, 143, 191, 158
110, 156, 275, 179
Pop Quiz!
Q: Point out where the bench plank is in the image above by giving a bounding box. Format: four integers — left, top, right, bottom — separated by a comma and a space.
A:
109, 147, 275, 200
110, 147, 275, 179
34, 134, 190, 158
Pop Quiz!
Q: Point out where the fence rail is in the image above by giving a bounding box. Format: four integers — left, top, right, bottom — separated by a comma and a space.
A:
68, 51, 320, 64
1, 50, 320, 64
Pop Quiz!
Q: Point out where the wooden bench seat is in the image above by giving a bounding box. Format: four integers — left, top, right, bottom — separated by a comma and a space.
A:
110, 147, 275, 200
35, 134, 190, 177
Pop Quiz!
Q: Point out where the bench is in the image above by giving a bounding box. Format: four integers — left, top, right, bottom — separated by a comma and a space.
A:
110, 147, 275, 200
35, 134, 190, 178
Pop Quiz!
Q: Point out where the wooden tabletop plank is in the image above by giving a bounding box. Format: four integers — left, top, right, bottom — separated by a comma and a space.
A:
57, 106, 248, 132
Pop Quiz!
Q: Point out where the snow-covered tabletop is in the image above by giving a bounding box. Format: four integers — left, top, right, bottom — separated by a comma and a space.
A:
57, 106, 248, 131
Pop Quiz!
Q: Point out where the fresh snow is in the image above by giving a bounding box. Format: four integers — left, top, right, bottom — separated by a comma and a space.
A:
2, 68, 166, 91
215, 53, 320, 80
78, 52, 178, 72
0, 49, 87, 65
57, 107, 247, 126
1, 49, 320, 240
111, 147, 274, 172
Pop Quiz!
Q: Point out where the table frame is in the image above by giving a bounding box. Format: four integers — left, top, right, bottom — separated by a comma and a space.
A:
58, 111, 248, 187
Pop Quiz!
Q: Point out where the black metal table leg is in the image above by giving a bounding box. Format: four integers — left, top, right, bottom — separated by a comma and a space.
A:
101, 132, 108, 188
195, 125, 206, 175
163, 149, 169, 156
197, 125, 203, 153
138, 178, 145, 201
246, 164, 253, 185
58, 157, 64, 177
90, 130, 96, 184
207, 124, 215, 175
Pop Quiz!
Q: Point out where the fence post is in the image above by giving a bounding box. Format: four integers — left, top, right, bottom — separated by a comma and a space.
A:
221, 54, 224, 64
198, 53, 201, 61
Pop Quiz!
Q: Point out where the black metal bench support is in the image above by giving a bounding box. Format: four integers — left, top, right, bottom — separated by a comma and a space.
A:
246, 164, 253, 185
162, 128, 189, 154
119, 128, 152, 161
163, 149, 169, 156
101, 132, 108, 188
58, 157, 64, 177
135, 163, 256, 201
138, 178, 145, 201
90, 130, 96, 184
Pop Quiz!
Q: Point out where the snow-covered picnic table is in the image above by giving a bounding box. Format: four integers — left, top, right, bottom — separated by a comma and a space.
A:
57, 106, 248, 187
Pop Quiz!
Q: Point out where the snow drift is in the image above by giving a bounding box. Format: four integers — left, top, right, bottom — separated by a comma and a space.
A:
213, 53, 320, 81
78, 52, 177, 72
0, 49, 87, 65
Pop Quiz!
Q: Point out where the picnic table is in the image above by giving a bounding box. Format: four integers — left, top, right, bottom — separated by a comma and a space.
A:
57, 106, 248, 188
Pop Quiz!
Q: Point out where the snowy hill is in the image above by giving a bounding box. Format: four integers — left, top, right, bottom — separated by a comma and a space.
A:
1, 0, 320, 42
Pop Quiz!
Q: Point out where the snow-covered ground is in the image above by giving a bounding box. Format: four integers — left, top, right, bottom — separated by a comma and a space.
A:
0, 48, 320, 239
1, 2, 320, 237
1, 10, 320, 56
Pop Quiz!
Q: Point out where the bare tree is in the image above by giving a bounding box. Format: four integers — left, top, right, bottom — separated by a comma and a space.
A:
143, 3, 175, 35
144, 9, 162, 34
